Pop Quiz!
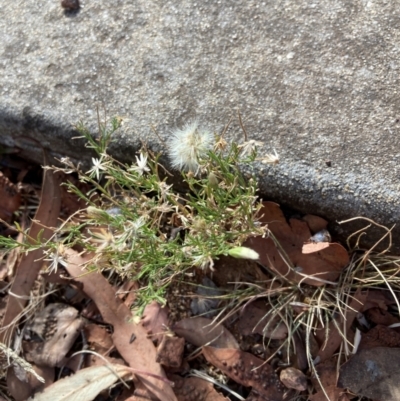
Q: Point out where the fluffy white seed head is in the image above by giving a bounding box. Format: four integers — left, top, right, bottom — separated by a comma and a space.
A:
168, 121, 213, 173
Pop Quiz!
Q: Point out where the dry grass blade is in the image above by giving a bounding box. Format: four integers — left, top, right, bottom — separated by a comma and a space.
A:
0, 168, 62, 344
63, 249, 177, 401
316, 288, 368, 362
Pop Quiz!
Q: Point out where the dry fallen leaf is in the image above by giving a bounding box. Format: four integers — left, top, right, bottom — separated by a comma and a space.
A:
0, 166, 61, 344
238, 299, 288, 340
245, 202, 349, 286
364, 307, 400, 326
0, 172, 21, 222
302, 215, 328, 233
311, 358, 339, 391
27, 364, 132, 401
117, 279, 138, 308
141, 301, 170, 344
59, 176, 91, 215
64, 249, 177, 401
156, 335, 185, 368
173, 317, 239, 349
84, 323, 113, 353
169, 375, 229, 401
7, 364, 54, 401
202, 346, 283, 400
362, 289, 396, 312
309, 386, 350, 401
302, 242, 330, 254
310, 358, 349, 401
23, 303, 84, 367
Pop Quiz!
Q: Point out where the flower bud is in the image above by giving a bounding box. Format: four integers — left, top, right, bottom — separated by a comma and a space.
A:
86, 206, 106, 219
228, 246, 259, 260
208, 172, 219, 187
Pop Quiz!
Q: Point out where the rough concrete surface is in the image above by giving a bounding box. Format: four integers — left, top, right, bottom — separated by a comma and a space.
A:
1, 1, 400, 250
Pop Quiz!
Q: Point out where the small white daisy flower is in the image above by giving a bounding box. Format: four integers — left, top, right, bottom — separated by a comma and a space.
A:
87, 157, 107, 180
129, 152, 150, 176
168, 121, 213, 173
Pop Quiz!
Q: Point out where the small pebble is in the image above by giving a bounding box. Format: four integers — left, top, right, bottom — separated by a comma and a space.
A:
61, 0, 80, 11
310, 229, 331, 243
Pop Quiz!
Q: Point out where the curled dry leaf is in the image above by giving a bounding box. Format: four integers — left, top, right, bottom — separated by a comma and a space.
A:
172, 317, 239, 349
238, 300, 288, 340
27, 364, 131, 401
169, 375, 229, 401
23, 303, 84, 367
245, 202, 349, 286
202, 346, 283, 401
338, 347, 400, 401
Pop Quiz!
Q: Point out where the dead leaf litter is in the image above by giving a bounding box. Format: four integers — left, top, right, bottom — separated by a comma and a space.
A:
1, 153, 400, 401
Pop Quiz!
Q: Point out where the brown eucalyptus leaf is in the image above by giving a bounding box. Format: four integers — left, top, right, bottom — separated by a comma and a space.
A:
64, 249, 177, 401
245, 202, 349, 286
202, 346, 283, 400
173, 317, 239, 349
27, 364, 131, 401
0, 166, 61, 344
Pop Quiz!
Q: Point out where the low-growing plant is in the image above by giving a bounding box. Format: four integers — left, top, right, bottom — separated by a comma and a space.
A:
0, 116, 278, 311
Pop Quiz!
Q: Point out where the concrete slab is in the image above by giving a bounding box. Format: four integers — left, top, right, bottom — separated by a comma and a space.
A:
1, 1, 400, 250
